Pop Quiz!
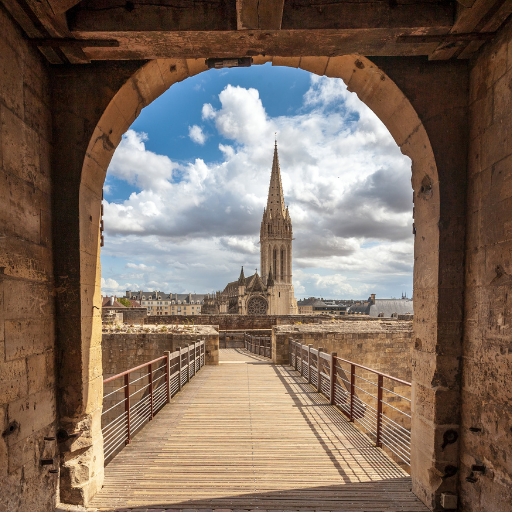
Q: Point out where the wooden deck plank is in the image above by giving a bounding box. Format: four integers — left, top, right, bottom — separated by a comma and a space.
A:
88, 349, 427, 511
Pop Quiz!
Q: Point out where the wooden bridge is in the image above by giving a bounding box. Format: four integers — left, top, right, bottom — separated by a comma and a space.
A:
88, 348, 427, 512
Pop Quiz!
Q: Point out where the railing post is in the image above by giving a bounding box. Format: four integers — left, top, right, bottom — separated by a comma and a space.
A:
124, 373, 131, 444
317, 347, 324, 393
349, 363, 355, 421
149, 362, 154, 420
376, 374, 383, 447
187, 345, 191, 382
178, 347, 182, 391
294, 341, 298, 371
165, 351, 171, 404
330, 352, 337, 405
308, 344, 313, 384
301, 345, 305, 377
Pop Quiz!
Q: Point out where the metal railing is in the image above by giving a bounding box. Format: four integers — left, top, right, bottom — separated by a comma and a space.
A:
245, 334, 272, 359
101, 340, 205, 464
289, 339, 412, 465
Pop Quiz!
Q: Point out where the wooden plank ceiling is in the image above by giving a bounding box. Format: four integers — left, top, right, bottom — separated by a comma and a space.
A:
1, 0, 511, 63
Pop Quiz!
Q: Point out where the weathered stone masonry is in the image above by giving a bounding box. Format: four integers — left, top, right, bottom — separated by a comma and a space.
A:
0, 7, 57, 512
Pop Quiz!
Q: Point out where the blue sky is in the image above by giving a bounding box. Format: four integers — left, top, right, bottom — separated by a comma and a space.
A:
101, 63, 413, 300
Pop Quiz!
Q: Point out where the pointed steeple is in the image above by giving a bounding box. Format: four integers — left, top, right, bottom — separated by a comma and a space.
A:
238, 266, 245, 286
266, 141, 286, 218
267, 265, 274, 287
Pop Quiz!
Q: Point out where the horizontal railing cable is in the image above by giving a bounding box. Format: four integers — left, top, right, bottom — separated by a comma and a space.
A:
101, 340, 206, 465
244, 333, 272, 360
288, 338, 412, 466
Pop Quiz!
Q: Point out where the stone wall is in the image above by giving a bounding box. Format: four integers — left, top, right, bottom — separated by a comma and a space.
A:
273, 322, 413, 381
463, 19, 512, 511
0, 6, 57, 512
102, 327, 219, 375
146, 314, 330, 330
102, 307, 147, 325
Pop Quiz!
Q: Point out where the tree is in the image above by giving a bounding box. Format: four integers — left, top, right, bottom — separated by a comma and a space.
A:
118, 298, 132, 308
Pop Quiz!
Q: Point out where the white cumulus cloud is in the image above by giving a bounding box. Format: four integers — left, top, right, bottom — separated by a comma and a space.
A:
188, 125, 207, 144
101, 74, 413, 299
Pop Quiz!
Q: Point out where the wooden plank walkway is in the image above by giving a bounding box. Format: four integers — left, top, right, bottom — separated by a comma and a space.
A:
88, 349, 428, 512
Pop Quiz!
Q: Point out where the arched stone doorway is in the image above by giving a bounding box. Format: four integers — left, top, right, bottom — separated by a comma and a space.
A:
53, 55, 466, 510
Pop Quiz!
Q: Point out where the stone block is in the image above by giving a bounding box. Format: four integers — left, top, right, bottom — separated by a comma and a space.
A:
299, 56, 329, 76
3, 280, 53, 320
133, 60, 168, 106
0, 357, 28, 406
467, 166, 491, 214
79, 184, 102, 257
490, 153, 512, 205
1, 105, 50, 194
94, 101, 127, 153
0, 236, 53, 282
7, 388, 56, 442
86, 125, 117, 173
481, 117, 512, 170
467, 135, 482, 177
27, 352, 51, 395
0, 35, 23, 117
4, 317, 54, 361
186, 58, 208, 77
272, 56, 301, 68
0, 169, 43, 244
156, 58, 190, 88
23, 83, 52, 143
469, 91, 493, 141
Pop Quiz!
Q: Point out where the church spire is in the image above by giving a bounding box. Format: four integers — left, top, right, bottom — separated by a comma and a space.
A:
266, 141, 286, 218
238, 266, 245, 285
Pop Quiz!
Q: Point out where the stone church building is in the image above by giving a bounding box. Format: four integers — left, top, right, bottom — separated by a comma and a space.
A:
204, 143, 298, 316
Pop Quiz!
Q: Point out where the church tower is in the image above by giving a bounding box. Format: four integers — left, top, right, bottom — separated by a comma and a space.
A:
260, 142, 298, 315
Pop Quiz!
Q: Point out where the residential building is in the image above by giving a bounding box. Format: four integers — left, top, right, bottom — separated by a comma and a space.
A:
125, 290, 206, 315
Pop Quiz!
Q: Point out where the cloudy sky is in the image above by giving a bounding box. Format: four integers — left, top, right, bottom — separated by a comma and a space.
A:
101, 63, 414, 300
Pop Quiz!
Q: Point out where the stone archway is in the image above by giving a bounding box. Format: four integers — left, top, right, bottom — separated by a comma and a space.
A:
60, 55, 465, 510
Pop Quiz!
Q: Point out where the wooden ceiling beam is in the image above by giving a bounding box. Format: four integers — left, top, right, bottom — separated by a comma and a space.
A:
1, 0, 91, 62
69, 28, 446, 61
429, 0, 511, 60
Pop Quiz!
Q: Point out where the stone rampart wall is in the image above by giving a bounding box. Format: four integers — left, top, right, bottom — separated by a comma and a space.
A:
463, 18, 512, 511
0, 7, 57, 512
146, 314, 331, 330
102, 307, 147, 325
102, 327, 219, 377
101, 328, 219, 429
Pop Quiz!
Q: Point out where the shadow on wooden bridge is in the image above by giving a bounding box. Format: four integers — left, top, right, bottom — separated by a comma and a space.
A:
86, 349, 427, 512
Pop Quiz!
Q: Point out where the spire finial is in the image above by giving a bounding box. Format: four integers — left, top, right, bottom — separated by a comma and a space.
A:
266, 141, 286, 218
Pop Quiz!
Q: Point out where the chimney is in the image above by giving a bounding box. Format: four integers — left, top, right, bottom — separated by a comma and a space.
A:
371, 294, 376, 304
110, 296, 114, 306
126, 290, 132, 298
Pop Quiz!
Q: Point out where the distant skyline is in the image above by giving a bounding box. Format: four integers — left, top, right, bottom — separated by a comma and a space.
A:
101, 63, 413, 300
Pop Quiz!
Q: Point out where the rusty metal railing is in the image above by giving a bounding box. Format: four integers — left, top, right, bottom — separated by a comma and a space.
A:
289, 339, 412, 465
101, 340, 205, 464
244, 334, 272, 359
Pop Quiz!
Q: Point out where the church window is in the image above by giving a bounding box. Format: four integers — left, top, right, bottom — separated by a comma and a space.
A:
281, 249, 285, 280
247, 296, 268, 315
273, 248, 277, 279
